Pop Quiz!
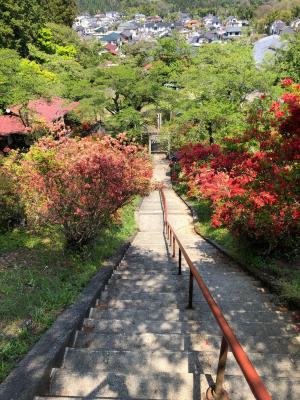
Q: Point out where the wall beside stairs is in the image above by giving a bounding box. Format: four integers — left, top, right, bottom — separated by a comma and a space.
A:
0, 242, 132, 400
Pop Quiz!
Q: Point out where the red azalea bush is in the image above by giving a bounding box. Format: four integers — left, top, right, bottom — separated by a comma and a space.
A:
173, 80, 300, 254
14, 134, 152, 246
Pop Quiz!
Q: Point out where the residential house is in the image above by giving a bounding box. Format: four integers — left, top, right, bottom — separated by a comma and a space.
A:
198, 31, 219, 44
203, 15, 221, 30
74, 14, 92, 29
223, 25, 242, 38
281, 26, 295, 34
225, 16, 241, 27
100, 32, 122, 45
184, 19, 201, 30
291, 18, 300, 31
134, 13, 146, 23
105, 43, 119, 56
118, 21, 138, 32
270, 20, 288, 35
0, 115, 27, 151
146, 15, 163, 23
120, 30, 133, 42
203, 14, 215, 27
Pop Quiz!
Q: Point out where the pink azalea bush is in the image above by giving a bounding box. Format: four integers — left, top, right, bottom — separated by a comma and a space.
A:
14, 134, 152, 246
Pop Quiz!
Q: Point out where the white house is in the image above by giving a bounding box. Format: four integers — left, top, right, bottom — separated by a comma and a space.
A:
225, 16, 242, 27
291, 18, 300, 31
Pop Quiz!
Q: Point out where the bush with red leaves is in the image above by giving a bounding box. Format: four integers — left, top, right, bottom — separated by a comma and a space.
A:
173, 80, 300, 254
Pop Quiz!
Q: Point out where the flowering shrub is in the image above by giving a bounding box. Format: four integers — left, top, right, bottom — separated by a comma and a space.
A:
14, 134, 152, 246
173, 81, 300, 254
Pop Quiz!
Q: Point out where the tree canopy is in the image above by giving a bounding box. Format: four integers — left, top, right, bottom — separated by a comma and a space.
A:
0, 0, 77, 55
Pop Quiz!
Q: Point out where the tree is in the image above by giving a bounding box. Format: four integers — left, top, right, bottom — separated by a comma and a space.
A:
0, 49, 57, 111
159, 42, 276, 150
0, 0, 44, 56
276, 33, 300, 81
42, 0, 78, 27
154, 36, 191, 66
0, 0, 77, 56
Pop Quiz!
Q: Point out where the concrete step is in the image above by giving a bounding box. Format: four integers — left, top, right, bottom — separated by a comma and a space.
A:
75, 331, 300, 356
104, 286, 271, 303
74, 332, 185, 351
49, 370, 194, 399
89, 307, 182, 321
116, 263, 179, 273
100, 289, 274, 304
83, 318, 298, 337
113, 269, 258, 279
89, 306, 292, 325
107, 278, 262, 292
45, 370, 300, 399
110, 273, 259, 285
96, 298, 277, 313
61, 348, 193, 374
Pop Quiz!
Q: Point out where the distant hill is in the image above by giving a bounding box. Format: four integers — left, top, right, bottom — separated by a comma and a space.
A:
77, 0, 265, 18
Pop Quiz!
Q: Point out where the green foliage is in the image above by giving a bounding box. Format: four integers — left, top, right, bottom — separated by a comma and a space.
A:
77, 0, 265, 19
183, 194, 300, 306
159, 41, 276, 150
0, 157, 23, 231
0, 49, 57, 110
43, 0, 78, 27
122, 41, 156, 67
255, 0, 300, 33
0, 0, 77, 56
154, 36, 191, 66
276, 33, 300, 81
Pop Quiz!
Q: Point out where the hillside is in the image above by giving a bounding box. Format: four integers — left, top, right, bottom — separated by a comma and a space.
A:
77, 0, 264, 17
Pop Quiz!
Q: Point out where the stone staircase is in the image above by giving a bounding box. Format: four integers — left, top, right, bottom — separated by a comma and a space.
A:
35, 156, 300, 399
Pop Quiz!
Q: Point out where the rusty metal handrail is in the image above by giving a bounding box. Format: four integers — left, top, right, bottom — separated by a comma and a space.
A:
159, 188, 272, 400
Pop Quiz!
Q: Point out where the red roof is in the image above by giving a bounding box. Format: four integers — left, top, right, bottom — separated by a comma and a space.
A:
11, 97, 79, 124
0, 97, 79, 137
105, 43, 118, 56
0, 115, 26, 137
144, 63, 153, 70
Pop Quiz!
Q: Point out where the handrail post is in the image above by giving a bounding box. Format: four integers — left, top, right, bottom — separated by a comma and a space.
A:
188, 270, 193, 309
178, 248, 182, 275
172, 236, 176, 257
206, 336, 229, 400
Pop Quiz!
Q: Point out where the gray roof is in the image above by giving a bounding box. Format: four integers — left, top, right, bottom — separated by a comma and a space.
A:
226, 25, 241, 33
281, 26, 295, 34
121, 30, 133, 38
189, 36, 200, 43
89, 22, 99, 29
74, 26, 85, 32
118, 21, 138, 30
271, 20, 286, 30
204, 32, 218, 41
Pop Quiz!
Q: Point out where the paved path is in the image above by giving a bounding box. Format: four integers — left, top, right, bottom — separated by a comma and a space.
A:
36, 154, 300, 399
